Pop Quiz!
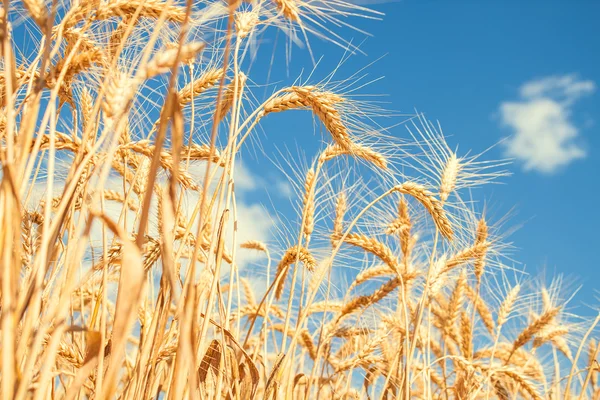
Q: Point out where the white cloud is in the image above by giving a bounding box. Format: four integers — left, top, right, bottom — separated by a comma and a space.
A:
275, 179, 293, 198
499, 74, 595, 174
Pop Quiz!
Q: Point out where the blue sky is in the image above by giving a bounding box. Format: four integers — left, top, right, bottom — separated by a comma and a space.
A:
236, 1, 599, 312
368, 1, 600, 312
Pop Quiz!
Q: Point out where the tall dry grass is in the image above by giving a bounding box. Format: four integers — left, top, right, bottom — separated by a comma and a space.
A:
0, 1, 598, 399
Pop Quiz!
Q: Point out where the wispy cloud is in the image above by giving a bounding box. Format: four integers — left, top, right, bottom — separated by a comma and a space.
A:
499, 74, 595, 174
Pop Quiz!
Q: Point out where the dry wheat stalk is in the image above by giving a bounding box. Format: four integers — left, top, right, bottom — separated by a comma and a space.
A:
300, 330, 317, 360
236, 304, 285, 320
427, 254, 449, 298
588, 340, 599, 388
102, 72, 134, 121
119, 140, 227, 189
550, 334, 573, 360
54, 47, 105, 82
5, 2, 593, 399
440, 242, 488, 277
332, 326, 374, 338
307, 301, 344, 314
348, 264, 394, 291
533, 326, 569, 350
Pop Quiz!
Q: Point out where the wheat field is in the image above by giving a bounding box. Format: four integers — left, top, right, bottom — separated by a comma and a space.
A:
0, 1, 598, 399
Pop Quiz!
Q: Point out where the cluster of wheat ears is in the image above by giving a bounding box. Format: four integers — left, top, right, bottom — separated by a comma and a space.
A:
0, 0, 598, 399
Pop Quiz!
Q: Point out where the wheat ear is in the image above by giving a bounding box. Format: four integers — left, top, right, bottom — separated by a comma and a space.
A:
274, 246, 317, 300
178, 68, 224, 105
511, 307, 561, 355
273, 0, 301, 22
393, 182, 453, 240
